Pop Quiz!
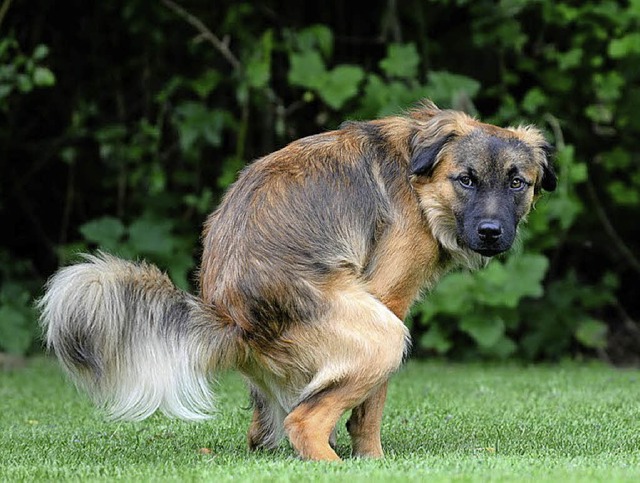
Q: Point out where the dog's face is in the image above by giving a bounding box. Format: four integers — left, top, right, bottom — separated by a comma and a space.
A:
443, 131, 554, 256
410, 108, 556, 262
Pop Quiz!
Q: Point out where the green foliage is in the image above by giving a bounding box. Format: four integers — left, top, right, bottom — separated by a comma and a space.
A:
414, 254, 548, 359
0, 284, 36, 355
380, 43, 420, 78
0, 37, 55, 108
173, 103, 227, 152
519, 272, 617, 359
355, 43, 480, 118
68, 216, 195, 290
3, 1, 639, 361
410, 0, 634, 360
0, 33, 57, 355
0, 251, 38, 355
287, 27, 365, 109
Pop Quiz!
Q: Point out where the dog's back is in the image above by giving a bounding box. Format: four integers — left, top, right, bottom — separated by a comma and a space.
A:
199, 124, 411, 334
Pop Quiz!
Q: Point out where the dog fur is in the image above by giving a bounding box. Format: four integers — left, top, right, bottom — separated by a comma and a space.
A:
39, 100, 555, 461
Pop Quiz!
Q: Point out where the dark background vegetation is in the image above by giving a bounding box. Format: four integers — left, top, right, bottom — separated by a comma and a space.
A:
1, 0, 639, 364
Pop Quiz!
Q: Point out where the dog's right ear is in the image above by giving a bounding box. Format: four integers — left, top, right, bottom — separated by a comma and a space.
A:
540, 142, 557, 192
410, 135, 453, 176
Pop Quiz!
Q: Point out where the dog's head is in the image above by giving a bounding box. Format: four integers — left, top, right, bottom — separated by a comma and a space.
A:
409, 101, 556, 263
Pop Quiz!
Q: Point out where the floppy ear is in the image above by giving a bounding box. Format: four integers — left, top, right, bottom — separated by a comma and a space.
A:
541, 163, 557, 192
410, 135, 452, 176
540, 142, 557, 192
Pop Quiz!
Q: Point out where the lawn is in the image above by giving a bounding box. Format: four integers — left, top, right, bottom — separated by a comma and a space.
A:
1, 357, 638, 482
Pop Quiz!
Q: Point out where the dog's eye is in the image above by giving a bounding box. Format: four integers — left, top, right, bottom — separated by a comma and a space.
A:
459, 175, 474, 188
510, 177, 525, 190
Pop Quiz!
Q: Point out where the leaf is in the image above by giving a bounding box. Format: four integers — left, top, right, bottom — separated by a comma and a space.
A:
575, 318, 608, 349
522, 87, 547, 114
567, 162, 588, 184
620, 183, 640, 206
460, 313, 505, 348
95, 124, 127, 161
379, 43, 420, 79
0, 305, 33, 354
173, 102, 226, 152
318, 65, 364, 109
295, 25, 333, 59
427, 271, 475, 315
148, 163, 166, 194
358, 74, 390, 117
190, 69, 221, 99
511, 253, 547, 285
246, 30, 273, 89
217, 155, 245, 189
608, 33, 640, 59
128, 218, 174, 255
412, 296, 438, 325
555, 48, 583, 70
546, 196, 583, 230
162, 250, 194, 290
79, 216, 125, 251
425, 71, 480, 106
33, 66, 56, 87
601, 147, 632, 171
16, 73, 32, 93
593, 71, 624, 102
475, 262, 516, 308
0, 83, 13, 101
585, 104, 613, 124
484, 336, 518, 359
56, 242, 89, 265
288, 50, 326, 90
482, 254, 549, 308
184, 188, 213, 215
357, 75, 430, 118
95, 124, 127, 143
201, 110, 226, 147
32, 44, 49, 60
419, 325, 452, 354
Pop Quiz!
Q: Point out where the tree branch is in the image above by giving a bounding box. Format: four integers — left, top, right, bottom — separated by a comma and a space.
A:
586, 177, 640, 276
544, 113, 565, 149
161, 0, 241, 72
0, 0, 13, 30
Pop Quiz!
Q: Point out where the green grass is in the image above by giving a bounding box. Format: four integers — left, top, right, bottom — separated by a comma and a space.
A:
1, 358, 639, 482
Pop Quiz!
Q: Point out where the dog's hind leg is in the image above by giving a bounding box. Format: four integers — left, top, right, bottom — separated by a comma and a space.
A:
346, 381, 388, 458
282, 288, 409, 461
247, 385, 286, 451
284, 386, 362, 461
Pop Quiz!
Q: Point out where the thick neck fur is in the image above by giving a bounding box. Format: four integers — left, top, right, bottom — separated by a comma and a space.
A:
365, 115, 488, 273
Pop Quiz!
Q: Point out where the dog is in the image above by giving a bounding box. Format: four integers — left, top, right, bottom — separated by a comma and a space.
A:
39, 100, 556, 461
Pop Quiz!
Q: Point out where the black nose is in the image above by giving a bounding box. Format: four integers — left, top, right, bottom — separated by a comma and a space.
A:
477, 220, 503, 242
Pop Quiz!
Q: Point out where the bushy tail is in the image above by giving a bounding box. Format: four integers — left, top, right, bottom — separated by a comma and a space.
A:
38, 252, 240, 421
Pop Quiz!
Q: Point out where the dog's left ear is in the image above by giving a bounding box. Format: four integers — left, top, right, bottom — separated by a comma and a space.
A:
411, 135, 453, 176
540, 142, 557, 192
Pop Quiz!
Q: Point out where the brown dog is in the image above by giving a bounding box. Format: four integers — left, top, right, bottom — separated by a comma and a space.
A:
39, 100, 556, 461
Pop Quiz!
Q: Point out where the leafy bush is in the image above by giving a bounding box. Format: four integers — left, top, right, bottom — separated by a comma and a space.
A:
0, 33, 56, 355
0, 38, 55, 108
0, 250, 39, 355
2, 0, 638, 361
412, 254, 549, 359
